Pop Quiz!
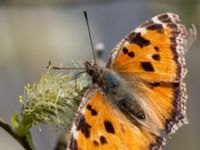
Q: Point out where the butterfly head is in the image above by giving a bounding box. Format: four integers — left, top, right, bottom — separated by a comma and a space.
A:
84, 61, 102, 84
85, 60, 121, 90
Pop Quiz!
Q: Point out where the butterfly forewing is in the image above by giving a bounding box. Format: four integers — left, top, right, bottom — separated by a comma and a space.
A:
108, 13, 187, 82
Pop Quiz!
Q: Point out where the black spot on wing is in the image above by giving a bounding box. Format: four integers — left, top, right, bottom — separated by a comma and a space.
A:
152, 54, 160, 61
128, 51, 135, 58
127, 32, 150, 48
149, 82, 160, 87
100, 136, 107, 145
86, 104, 92, 110
122, 47, 135, 58
77, 115, 91, 138
93, 140, 99, 146
86, 104, 98, 116
91, 109, 97, 116
104, 120, 115, 134
141, 62, 155, 72
147, 23, 164, 33
122, 47, 128, 54
154, 46, 160, 52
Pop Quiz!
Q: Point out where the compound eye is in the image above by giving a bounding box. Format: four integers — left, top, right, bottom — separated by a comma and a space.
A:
88, 69, 94, 75
84, 61, 91, 68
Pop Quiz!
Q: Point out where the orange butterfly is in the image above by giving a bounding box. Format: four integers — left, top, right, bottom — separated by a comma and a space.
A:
67, 12, 196, 150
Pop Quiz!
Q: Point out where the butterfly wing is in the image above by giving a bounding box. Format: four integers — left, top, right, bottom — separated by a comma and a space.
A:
67, 87, 165, 150
107, 13, 187, 82
107, 13, 190, 134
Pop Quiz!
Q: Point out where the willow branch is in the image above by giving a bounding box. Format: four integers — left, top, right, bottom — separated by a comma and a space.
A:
0, 119, 32, 150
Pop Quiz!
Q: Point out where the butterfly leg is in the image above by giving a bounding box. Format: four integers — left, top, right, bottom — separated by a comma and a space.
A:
184, 24, 197, 54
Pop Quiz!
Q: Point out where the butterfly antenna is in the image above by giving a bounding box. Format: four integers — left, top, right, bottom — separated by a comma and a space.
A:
83, 10, 97, 64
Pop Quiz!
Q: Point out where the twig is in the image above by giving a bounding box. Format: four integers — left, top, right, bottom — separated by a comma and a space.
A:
0, 119, 32, 150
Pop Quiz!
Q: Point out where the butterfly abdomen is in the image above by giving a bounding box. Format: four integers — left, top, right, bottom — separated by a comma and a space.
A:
118, 96, 145, 120
98, 68, 146, 121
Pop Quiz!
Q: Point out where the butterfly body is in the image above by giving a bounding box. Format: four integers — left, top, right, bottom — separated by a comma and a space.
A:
85, 61, 145, 121
67, 13, 196, 150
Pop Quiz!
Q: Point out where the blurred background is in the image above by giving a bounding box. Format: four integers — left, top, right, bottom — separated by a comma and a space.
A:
0, 0, 199, 149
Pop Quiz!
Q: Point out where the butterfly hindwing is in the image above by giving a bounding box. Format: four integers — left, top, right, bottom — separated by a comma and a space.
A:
132, 81, 187, 134
67, 87, 165, 150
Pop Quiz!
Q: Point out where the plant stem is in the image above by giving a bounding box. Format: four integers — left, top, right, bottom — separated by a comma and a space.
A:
0, 119, 32, 150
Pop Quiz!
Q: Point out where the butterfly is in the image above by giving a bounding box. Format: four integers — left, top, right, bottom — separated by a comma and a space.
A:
66, 13, 196, 150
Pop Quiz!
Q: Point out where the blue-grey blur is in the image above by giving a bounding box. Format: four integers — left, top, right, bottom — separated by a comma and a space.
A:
0, 0, 199, 150
103, 70, 120, 89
